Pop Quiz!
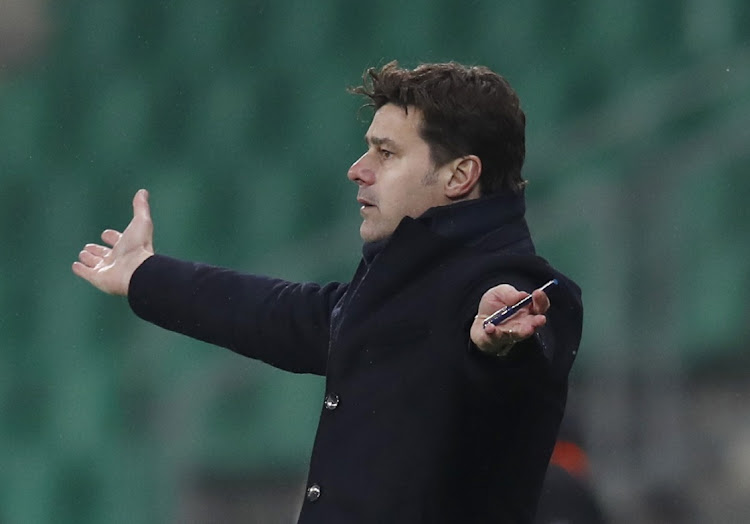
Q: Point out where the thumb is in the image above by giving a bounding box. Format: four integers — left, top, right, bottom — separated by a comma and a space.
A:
128, 189, 155, 252
133, 189, 151, 221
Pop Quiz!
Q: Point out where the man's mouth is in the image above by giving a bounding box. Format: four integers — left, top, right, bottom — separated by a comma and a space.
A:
357, 197, 375, 208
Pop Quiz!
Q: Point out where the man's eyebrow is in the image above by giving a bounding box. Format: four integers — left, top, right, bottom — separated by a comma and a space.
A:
365, 135, 398, 149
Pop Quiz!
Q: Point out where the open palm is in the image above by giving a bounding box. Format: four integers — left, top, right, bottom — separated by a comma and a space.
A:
72, 189, 155, 296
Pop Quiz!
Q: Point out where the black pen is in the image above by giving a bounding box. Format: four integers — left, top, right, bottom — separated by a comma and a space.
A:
482, 279, 558, 328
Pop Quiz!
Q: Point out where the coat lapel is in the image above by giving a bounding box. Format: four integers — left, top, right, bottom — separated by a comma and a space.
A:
341, 217, 458, 328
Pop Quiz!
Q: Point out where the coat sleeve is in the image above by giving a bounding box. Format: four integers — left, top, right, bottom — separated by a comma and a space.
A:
127, 254, 348, 375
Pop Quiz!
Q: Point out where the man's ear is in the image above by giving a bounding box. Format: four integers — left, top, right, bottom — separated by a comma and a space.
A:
445, 155, 482, 199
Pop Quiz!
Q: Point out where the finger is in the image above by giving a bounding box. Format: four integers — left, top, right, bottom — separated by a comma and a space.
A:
494, 286, 528, 306
504, 327, 521, 344
481, 321, 528, 341
72, 261, 95, 281
133, 189, 152, 221
487, 312, 546, 338
506, 318, 544, 338
473, 325, 519, 355
101, 229, 122, 247
478, 284, 527, 315
484, 322, 524, 340
78, 249, 101, 268
84, 243, 109, 257
530, 289, 551, 315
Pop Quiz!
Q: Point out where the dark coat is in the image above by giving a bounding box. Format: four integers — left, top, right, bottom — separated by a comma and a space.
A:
129, 193, 583, 523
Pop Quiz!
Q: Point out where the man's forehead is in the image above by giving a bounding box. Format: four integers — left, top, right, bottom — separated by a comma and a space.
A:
365, 104, 423, 144
371, 103, 421, 123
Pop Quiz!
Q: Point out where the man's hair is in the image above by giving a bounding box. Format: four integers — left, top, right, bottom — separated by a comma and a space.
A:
350, 61, 527, 195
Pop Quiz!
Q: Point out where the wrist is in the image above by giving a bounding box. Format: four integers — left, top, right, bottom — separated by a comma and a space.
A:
122, 251, 154, 296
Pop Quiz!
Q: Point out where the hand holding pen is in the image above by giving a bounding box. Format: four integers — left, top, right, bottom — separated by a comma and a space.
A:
470, 279, 556, 356
482, 279, 557, 328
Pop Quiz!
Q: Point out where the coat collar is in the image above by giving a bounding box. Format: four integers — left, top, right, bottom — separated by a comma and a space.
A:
416, 190, 526, 241
362, 190, 529, 264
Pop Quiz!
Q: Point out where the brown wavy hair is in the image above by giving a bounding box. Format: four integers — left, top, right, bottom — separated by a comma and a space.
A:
350, 61, 527, 195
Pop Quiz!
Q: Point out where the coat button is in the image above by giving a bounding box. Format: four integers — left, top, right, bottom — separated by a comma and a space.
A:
306, 484, 321, 502
324, 393, 340, 410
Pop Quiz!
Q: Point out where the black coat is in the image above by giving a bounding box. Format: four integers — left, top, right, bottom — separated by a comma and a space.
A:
129, 193, 583, 523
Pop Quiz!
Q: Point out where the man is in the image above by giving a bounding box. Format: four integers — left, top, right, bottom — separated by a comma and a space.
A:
536, 414, 608, 523
73, 61, 583, 523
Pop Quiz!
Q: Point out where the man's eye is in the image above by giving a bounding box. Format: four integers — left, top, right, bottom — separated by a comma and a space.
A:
380, 149, 393, 159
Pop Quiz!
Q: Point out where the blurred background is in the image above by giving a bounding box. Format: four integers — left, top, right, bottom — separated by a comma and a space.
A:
1, 0, 748, 522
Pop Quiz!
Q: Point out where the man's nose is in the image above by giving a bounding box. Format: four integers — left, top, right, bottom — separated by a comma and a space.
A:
347, 153, 375, 185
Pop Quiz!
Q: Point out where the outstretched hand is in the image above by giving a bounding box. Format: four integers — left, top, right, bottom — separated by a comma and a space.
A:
72, 189, 155, 296
470, 284, 550, 356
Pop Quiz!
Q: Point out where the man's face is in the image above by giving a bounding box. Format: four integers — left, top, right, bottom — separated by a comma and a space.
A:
348, 103, 451, 242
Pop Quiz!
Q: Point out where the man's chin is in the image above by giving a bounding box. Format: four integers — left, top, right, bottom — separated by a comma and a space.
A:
359, 223, 388, 243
